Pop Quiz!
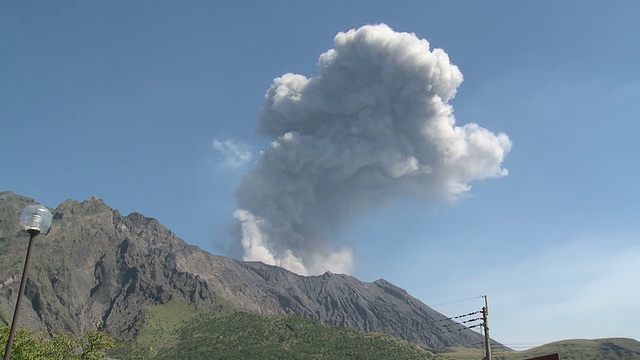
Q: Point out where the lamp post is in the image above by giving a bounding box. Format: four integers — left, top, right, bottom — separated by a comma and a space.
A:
3, 204, 52, 360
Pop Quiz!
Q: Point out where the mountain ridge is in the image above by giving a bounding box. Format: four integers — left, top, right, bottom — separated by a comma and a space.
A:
0, 190, 500, 351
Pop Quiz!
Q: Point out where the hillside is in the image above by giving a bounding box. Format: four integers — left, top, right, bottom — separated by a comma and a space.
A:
111, 297, 435, 359
0, 191, 497, 351
437, 338, 640, 360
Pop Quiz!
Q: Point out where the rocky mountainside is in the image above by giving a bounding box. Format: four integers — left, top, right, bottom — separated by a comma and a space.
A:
0, 191, 502, 351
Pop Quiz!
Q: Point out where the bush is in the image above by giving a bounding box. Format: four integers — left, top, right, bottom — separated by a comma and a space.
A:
0, 325, 117, 360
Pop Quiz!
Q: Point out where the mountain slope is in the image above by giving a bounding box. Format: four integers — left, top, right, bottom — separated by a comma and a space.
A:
120, 300, 437, 360
0, 191, 498, 350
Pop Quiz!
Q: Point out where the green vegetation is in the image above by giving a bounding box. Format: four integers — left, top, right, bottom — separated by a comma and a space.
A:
151, 311, 434, 360
116, 298, 434, 359
0, 325, 117, 360
113, 298, 640, 359
437, 338, 640, 360
4, 299, 640, 360
116, 297, 201, 358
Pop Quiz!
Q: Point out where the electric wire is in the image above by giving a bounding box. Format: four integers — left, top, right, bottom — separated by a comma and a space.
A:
442, 318, 483, 329
429, 295, 483, 307
443, 323, 483, 333
437, 310, 482, 322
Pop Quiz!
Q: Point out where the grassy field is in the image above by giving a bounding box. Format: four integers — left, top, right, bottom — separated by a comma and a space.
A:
152, 311, 435, 360
109, 297, 640, 360
437, 338, 640, 360
131, 297, 200, 357
112, 298, 435, 359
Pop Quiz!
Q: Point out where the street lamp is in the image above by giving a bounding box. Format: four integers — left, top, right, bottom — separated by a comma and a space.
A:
3, 204, 52, 360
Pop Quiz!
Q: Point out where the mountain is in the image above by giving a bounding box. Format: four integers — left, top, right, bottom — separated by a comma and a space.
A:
0, 191, 500, 351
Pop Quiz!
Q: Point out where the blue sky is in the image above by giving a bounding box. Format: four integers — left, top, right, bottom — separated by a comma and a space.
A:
2, 0, 639, 349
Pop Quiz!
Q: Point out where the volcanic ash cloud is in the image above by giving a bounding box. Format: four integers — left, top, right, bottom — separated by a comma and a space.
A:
234, 24, 512, 275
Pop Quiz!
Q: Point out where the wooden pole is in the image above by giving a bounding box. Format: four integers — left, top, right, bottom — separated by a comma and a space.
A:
483, 295, 492, 360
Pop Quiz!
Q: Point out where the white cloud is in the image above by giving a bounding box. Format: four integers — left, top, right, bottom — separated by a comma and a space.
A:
212, 139, 252, 169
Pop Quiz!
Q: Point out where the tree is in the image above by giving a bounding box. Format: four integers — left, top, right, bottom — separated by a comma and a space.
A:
0, 325, 118, 360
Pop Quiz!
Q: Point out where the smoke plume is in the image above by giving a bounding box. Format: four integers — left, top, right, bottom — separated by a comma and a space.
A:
234, 24, 511, 275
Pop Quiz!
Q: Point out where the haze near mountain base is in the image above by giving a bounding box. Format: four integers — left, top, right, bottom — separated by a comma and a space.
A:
234, 24, 512, 275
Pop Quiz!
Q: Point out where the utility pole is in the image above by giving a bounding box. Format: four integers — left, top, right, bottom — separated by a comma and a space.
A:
482, 295, 492, 360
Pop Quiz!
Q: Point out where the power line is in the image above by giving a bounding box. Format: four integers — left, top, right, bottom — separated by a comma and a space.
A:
442, 317, 483, 328
460, 317, 483, 325
443, 323, 483, 333
500, 343, 545, 349
438, 295, 492, 360
437, 310, 482, 322
430, 295, 483, 307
